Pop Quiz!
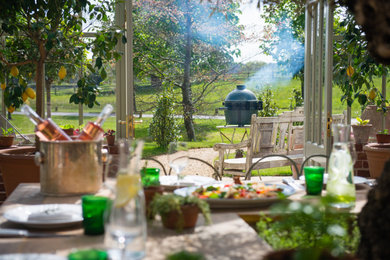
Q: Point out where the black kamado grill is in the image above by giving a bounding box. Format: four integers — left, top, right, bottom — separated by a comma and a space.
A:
219, 85, 262, 126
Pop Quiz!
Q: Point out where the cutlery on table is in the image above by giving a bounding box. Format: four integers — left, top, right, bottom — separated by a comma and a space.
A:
282, 177, 305, 191
0, 228, 75, 238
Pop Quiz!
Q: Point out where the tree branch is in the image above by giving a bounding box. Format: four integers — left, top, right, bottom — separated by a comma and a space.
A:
0, 53, 35, 67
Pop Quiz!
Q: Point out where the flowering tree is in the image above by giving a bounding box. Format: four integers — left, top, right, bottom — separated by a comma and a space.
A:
133, 0, 243, 140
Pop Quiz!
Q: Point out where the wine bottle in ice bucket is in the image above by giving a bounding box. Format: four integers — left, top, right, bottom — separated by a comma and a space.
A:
77, 104, 113, 141
326, 124, 356, 209
21, 104, 72, 141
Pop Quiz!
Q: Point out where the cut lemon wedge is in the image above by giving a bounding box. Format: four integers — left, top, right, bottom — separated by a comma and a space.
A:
114, 174, 140, 208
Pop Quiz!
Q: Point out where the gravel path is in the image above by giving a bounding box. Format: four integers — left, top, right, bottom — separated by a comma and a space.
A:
142, 148, 219, 178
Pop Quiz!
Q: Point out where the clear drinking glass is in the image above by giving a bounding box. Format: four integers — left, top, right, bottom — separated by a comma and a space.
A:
105, 140, 146, 260
326, 124, 356, 209
168, 142, 189, 185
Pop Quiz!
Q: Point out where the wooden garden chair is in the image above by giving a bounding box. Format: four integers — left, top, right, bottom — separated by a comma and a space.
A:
213, 107, 305, 179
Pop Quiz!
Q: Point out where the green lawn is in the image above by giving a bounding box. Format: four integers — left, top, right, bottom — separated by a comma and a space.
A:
8, 76, 389, 176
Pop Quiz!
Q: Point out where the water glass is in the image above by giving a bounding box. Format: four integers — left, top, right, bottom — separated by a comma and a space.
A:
168, 142, 188, 184
304, 166, 325, 196
140, 168, 160, 187
105, 188, 147, 260
82, 195, 110, 236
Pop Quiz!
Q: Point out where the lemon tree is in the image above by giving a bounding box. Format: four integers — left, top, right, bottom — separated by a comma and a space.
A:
0, 0, 125, 116
333, 13, 389, 111
114, 174, 140, 208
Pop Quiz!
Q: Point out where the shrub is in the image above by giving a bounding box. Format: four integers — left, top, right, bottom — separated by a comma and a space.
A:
289, 88, 304, 110
258, 88, 279, 117
149, 87, 180, 148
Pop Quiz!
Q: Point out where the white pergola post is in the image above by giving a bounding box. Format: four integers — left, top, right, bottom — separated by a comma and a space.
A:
115, 0, 134, 139
304, 0, 334, 159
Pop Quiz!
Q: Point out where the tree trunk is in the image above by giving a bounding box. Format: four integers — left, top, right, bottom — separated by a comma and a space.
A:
35, 60, 44, 117
46, 79, 52, 118
182, 1, 195, 141
35, 40, 47, 117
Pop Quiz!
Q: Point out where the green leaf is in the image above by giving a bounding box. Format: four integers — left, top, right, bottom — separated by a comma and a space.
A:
122, 35, 127, 44
95, 57, 102, 69
100, 68, 107, 80
87, 64, 95, 73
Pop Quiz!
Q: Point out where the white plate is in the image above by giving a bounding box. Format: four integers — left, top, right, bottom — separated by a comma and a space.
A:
159, 175, 218, 187
3, 204, 82, 229
299, 174, 368, 184
0, 254, 66, 260
174, 183, 295, 209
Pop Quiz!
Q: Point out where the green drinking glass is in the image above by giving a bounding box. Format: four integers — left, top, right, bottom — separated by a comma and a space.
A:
82, 195, 110, 235
304, 166, 325, 196
68, 249, 108, 260
140, 168, 160, 187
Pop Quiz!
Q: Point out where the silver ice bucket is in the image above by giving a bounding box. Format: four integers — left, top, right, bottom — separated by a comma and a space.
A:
35, 140, 103, 196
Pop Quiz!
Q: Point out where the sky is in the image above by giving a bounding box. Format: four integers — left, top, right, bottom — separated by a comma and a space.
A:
235, 0, 274, 64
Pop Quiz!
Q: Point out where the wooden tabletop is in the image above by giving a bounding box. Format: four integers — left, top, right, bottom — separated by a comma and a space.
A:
0, 183, 273, 259
0, 182, 370, 259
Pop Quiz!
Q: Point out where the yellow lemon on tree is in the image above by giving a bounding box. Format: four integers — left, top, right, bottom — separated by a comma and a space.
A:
10, 66, 19, 77
1, 83, 5, 90
346, 65, 354, 77
368, 88, 377, 100
58, 66, 67, 80
114, 174, 140, 208
25, 87, 36, 99
7, 106, 15, 113
22, 92, 28, 102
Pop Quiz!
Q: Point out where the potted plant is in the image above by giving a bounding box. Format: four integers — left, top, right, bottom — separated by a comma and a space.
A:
258, 201, 359, 259
376, 129, 390, 143
104, 129, 116, 146
149, 194, 211, 230
352, 117, 372, 144
59, 124, 75, 137
0, 146, 39, 196
0, 127, 15, 148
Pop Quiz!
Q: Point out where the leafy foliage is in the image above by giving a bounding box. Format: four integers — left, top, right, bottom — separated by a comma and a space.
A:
333, 12, 389, 112
0, 0, 124, 114
1, 127, 14, 136
166, 250, 205, 260
69, 73, 103, 108
133, 0, 243, 140
149, 193, 211, 225
257, 201, 360, 257
378, 129, 389, 135
149, 87, 181, 148
258, 88, 279, 117
356, 117, 369, 126
59, 124, 75, 130
104, 129, 116, 137
289, 88, 303, 110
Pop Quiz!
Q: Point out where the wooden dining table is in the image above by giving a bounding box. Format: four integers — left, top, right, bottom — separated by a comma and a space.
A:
0, 180, 371, 259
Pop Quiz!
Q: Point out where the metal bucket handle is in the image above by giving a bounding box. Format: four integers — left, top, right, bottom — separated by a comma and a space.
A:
34, 151, 44, 166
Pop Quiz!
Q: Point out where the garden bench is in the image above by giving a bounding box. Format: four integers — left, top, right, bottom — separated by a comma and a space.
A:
213, 107, 305, 179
